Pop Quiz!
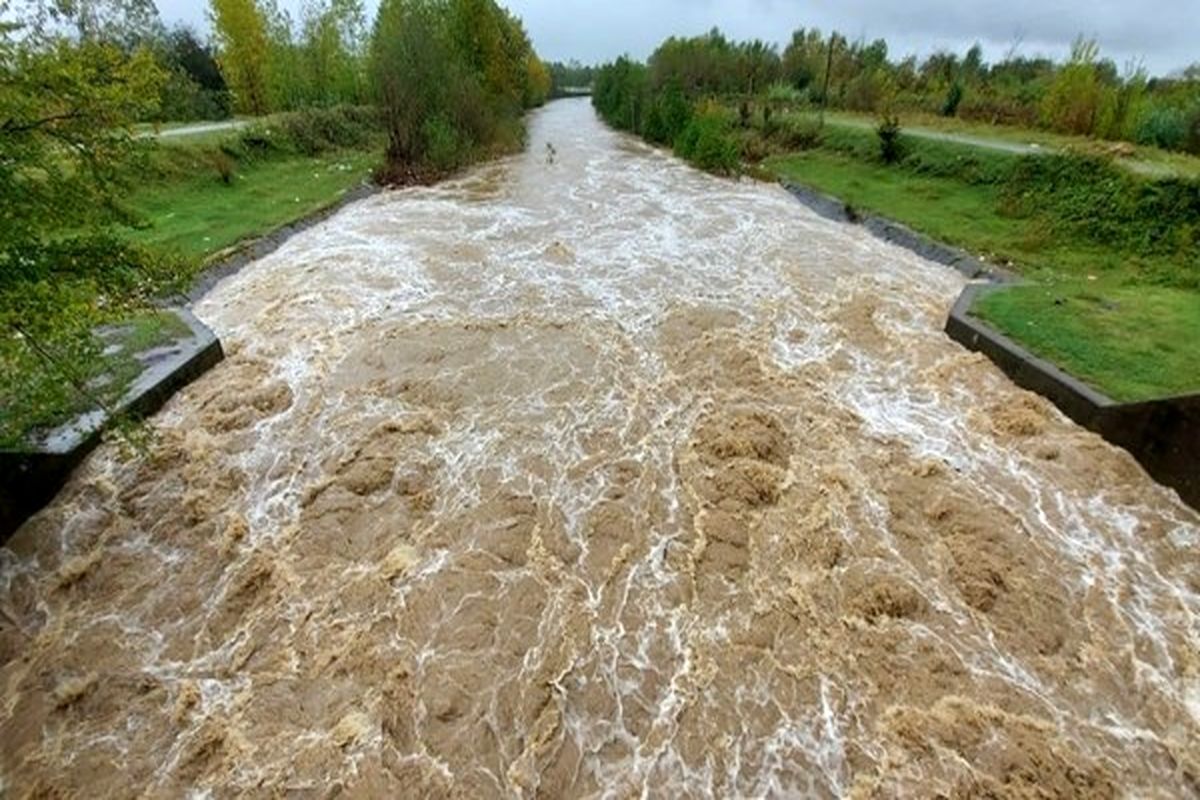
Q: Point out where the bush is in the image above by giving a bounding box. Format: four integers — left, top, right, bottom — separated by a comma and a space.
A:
642, 81, 692, 145
675, 107, 740, 174
231, 105, 380, 158
1135, 106, 1188, 151
877, 115, 903, 163
941, 82, 964, 117
772, 114, 824, 150
1001, 154, 1200, 280
421, 114, 466, 172
766, 81, 803, 107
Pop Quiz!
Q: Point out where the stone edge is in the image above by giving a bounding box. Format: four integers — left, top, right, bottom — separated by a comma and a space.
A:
0, 308, 225, 540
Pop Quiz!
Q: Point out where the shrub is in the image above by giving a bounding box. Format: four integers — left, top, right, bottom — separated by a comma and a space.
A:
642, 82, 692, 146
766, 81, 803, 107
772, 114, 824, 150
941, 82, 964, 117
421, 114, 466, 172
675, 107, 740, 174
207, 150, 237, 184
877, 114, 903, 163
1135, 106, 1188, 151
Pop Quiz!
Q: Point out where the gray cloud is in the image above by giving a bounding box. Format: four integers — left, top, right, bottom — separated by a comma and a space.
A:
155, 0, 1199, 76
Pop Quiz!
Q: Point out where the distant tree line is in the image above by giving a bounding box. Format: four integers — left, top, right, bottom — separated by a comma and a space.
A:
547, 60, 596, 96
594, 28, 1200, 155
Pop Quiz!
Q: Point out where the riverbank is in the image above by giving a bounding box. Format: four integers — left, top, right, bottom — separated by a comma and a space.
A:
765, 129, 1200, 402
0, 107, 383, 449
5, 98, 1196, 796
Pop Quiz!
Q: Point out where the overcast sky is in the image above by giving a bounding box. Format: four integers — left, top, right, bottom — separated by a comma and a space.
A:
158, 0, 1199, 77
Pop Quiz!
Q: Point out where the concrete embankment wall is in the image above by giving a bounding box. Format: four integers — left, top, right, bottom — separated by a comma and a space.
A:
783, 180, 1200, 511
0, 311, 224, 540
945, 286, 1200, 510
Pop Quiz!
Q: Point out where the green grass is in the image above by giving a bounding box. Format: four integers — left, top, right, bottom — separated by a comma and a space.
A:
765, 149, 1171, 282
823, 110, 1200, 180
766, 146, 1200, 401
0, 311, 190, 449
127, 148, 379, 260
974, 282, 1200, 402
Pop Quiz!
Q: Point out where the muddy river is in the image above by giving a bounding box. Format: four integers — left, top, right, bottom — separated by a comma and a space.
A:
2, 98, 1199, 797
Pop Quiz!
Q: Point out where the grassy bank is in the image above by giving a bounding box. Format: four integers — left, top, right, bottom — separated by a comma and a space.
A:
129, 106, 383, 260
764, 124, 1200, 402
1, 106, 383, 449
128, 148, 377, 259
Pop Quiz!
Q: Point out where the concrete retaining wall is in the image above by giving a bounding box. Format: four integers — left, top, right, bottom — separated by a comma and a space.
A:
0, 309, 224, 539
946, 285, 1200, 509
783, 180, 1198, 510
781, 181, 1015, 283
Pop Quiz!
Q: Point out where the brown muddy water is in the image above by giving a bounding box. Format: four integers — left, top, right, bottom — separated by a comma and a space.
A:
2, 98, 1199, 798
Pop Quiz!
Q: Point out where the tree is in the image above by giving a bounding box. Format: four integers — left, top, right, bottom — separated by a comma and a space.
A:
209, 0, 271, 114
1041, 37, 1105, 135
300, 0, 366, 105
1, 19, 165, 247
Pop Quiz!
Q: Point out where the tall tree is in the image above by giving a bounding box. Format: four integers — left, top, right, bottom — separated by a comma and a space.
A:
209, 0, 271, 114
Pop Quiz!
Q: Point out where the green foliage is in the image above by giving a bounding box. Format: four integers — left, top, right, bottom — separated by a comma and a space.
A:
210, 0, 272, 114
1001, 155, 1200, 282
547, 59, 595, 96
674, 105, 739, 174
941, 82, 963, 117
155, 27, 232, 121
368, 0, 546, 180
0, 236, 190, 448
270, 104, 378, 155
642, 81, 692, 145
772, 114, 824, 150
877, 114, 903, 163
599, 25, 1200, 154
1, 37, 166, 246
592, 56, 649, 133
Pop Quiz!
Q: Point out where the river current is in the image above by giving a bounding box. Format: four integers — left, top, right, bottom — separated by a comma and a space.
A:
2, 98, 1198, 797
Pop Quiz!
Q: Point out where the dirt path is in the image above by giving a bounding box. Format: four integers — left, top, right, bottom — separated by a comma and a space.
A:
2, 98, 1198, 797
141, 119, 250, 140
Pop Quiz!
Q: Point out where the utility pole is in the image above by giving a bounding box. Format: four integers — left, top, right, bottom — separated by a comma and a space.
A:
820, 34, 837, 127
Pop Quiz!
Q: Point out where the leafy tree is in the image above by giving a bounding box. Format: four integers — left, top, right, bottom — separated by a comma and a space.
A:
209, 0, 271, 114
300, 0, 367, 105
368, 0, 544, 178
0, 0, 172, 445
156, 26, 231, 120
1041, 37, 1106, 135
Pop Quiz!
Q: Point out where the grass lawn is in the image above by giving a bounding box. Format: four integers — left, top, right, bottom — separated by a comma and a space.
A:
766, 148, 1200, 402
127, 148, 380, 260
974, 282, 1200, 402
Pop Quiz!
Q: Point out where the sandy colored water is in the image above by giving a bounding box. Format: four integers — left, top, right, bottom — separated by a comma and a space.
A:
2, 98, 1199, 798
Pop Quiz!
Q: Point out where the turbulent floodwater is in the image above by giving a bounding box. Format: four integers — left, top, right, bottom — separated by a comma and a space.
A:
3, 99, 1200, 798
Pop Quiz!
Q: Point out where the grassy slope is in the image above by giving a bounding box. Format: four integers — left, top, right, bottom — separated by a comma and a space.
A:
974, 283, 1200, 402
3, 127, 381, 447
767, 146, 1200, 401
127, 149, 378, 259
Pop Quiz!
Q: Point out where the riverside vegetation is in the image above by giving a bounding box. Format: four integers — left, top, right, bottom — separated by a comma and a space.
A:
592, 30, 1200, 402
0, 0, 549, 447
